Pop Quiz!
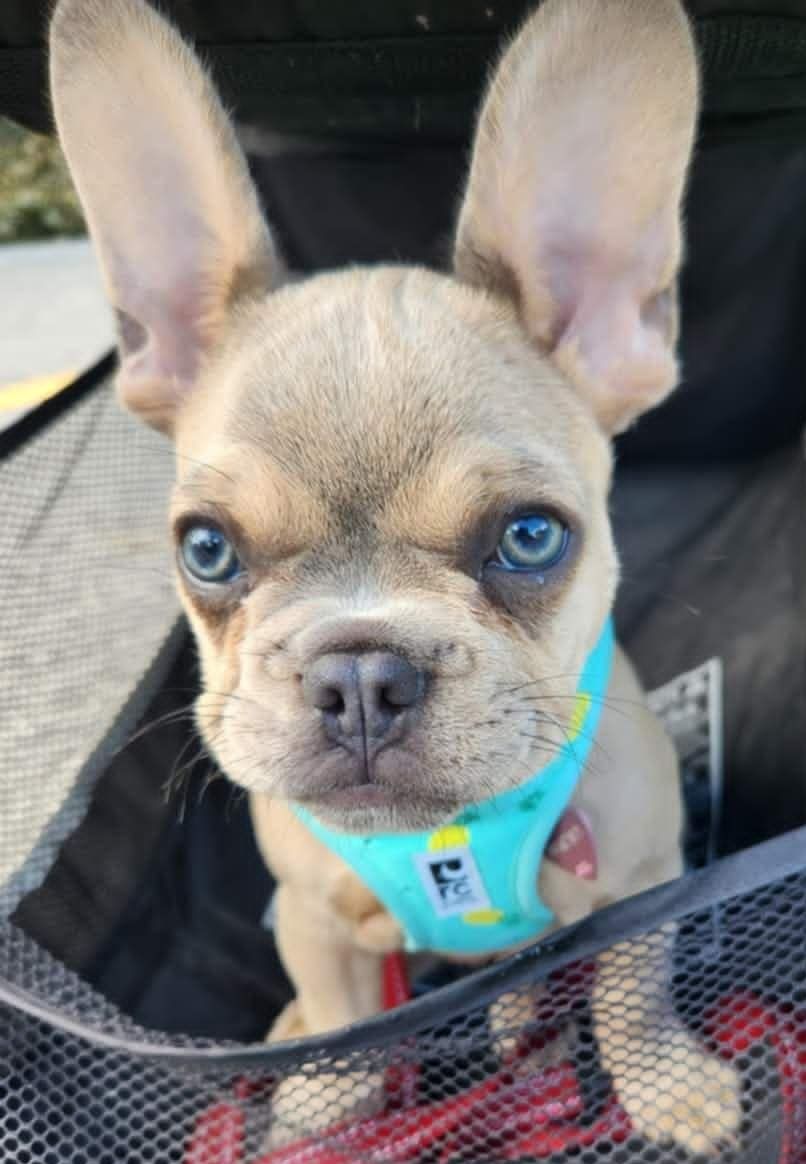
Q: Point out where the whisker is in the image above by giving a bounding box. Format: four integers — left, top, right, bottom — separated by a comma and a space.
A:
225, 784, 249, 822
492, 671, 584, 699
617, 574, 703, 617
174, 452, 236, 484
115, 705, 198, 751
194, 766, 227, 809
117, 703, 245, 752
163, 724, 231, 815
503, 691, 646, 723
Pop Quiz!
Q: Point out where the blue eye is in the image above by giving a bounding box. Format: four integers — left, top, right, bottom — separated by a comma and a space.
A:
181, 525, 242, 584
495, 513, 569, 572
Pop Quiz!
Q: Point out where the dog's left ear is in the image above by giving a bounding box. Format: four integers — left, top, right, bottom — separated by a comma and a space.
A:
454, 0, 699, 433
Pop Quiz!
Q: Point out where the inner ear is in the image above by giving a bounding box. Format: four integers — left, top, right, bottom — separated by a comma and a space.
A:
115, 310, 148, 358
453, 0, 699, 433
50, 0, 283, 435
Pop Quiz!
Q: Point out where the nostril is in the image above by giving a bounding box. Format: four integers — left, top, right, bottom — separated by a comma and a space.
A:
317, 685, 346, 715
377, 687, 398, 713
379, 669, 424, 710
365, 653, 424, 719
301, 654, 358, 717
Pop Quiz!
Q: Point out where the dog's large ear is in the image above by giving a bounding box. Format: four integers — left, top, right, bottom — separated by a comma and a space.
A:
454, 0, 698, 433
49, 0, 282, 434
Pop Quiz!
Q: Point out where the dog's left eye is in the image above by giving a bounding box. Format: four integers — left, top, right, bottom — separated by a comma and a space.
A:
494, 513, 569, 572
180, 525, 242, 584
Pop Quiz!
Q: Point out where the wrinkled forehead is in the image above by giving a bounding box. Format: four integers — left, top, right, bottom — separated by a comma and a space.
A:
174, 268, 609, 528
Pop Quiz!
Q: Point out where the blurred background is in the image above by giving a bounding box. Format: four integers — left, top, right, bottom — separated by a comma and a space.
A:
0, 115, 111, 428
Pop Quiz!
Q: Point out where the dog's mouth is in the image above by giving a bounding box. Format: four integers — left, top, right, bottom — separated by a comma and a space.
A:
274, 730, 462, 832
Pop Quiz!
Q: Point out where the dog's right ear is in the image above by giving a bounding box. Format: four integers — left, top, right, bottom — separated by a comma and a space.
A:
49, 0, 282, 434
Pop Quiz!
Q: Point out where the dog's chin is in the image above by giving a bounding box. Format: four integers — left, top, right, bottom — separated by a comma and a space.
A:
293, 787, 460, 835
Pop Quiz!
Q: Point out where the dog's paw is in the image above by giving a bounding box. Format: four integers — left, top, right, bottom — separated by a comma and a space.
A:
267, 1066, 385, 1149
488, 987, 575, 1069
612, 1034, 742, 1156
488, 989, 535, 1059
264, 1000, 386, 1148
264, 1003, 385, 1147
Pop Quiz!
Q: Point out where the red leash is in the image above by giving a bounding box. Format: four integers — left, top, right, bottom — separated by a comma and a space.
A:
382, 952, 412, 1010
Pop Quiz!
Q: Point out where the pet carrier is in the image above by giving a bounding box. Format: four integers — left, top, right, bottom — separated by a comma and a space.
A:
0, 1, 805, 1161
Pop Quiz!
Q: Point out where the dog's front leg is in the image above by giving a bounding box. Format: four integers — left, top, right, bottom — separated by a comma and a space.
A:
250, 795, 399, 1142
271, 881, 388, 1040
252, 795, 402, 1043
538, 854, 742, 1155
267, 881, 391, 1143
591, 923, 742, 1155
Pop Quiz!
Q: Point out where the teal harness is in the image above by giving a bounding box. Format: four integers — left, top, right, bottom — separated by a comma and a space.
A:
293, 620, 614, 955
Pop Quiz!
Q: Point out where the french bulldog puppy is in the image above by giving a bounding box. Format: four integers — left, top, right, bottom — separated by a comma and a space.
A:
50, 0, 741, 1153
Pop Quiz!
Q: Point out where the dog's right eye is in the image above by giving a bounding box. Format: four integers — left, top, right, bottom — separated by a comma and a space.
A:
180, 525, 242, 584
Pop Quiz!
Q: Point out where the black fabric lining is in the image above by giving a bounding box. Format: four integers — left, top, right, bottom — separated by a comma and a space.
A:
12, 633, 197, 972
13, 632, 291, 1043
7, 12, 806, 132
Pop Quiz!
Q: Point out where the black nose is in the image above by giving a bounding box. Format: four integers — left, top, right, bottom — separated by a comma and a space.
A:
302, 651, 425, 746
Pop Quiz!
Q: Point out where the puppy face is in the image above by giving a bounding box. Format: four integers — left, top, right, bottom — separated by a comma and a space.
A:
50, 0, 698, 832
170, 269, 615, 829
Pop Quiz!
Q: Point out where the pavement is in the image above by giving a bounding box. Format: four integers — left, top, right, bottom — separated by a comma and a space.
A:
0, 238, 113, 430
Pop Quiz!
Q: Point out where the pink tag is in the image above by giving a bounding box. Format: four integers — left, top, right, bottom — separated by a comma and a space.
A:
546, 808, 597, 880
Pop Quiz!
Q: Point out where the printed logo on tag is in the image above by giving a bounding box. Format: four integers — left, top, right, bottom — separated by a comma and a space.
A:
413, 846, 491, 918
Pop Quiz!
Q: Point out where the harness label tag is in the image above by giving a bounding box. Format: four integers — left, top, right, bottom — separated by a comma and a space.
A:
413, 846, 491, 918
546, 807, 597, 880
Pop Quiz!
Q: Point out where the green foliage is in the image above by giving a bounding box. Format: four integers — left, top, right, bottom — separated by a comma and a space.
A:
0, 118, 85, 243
